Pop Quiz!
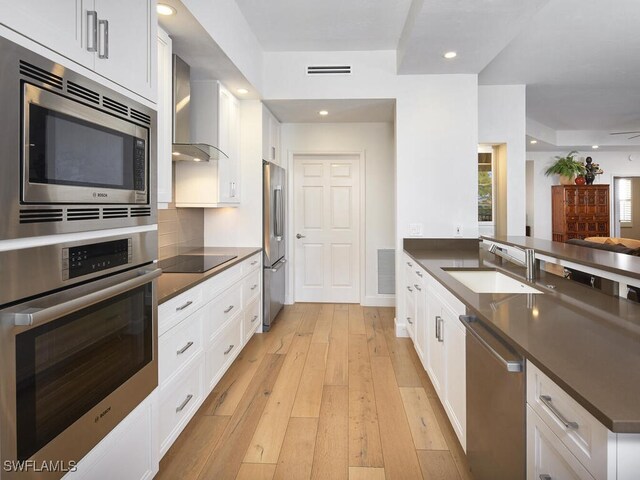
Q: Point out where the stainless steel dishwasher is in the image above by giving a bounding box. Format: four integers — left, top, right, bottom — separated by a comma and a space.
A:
460, 315, 526, 480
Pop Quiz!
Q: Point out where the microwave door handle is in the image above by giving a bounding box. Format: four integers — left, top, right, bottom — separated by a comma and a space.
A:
9, 268, 161, 328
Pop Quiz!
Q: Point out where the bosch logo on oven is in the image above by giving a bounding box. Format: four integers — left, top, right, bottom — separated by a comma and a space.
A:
93, 192, 108, 198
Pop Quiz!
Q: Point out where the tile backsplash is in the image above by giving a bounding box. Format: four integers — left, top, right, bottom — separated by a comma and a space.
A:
158, 205, 204, 260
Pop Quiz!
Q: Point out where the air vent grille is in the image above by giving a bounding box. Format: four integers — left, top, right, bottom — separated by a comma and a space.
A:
67, 81, 99, 104
130, 207, 151, 217
103, 208, 129, 219
103, 97, 128, 116
67, 208, 100, 221
306, 65, 352, 75
130, 109, 151, 125
19, 60, 63, 89
377, 249, 395, 294
19, 209, 63, 224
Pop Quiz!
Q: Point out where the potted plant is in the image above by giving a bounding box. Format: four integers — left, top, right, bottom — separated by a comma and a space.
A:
544, 151, 586, 185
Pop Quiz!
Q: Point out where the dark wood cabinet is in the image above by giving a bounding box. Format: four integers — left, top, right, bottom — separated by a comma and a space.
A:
551, 185, 610, 242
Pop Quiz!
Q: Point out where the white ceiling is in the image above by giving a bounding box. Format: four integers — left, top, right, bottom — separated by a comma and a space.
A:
234, 0, 413, 51
263, 99, 395, 123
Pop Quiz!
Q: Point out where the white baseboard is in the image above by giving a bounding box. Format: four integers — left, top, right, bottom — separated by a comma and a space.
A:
395, 316, 409, 337
361, 295, 396, 307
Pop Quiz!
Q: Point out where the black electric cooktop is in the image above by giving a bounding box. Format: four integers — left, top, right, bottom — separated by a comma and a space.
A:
159, 254, 237, 273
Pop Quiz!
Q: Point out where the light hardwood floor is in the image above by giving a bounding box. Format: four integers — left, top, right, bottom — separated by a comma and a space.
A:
158, 304, 473, 480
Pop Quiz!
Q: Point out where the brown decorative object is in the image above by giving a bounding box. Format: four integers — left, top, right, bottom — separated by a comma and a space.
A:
574, 176, 586, 185
552, 185, 610, 242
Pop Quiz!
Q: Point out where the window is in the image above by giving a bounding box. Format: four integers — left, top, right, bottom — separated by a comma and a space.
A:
478, 152, 493, 222
619, 178, 632, 225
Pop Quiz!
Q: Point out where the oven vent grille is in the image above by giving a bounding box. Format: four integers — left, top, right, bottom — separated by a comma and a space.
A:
103, 208, 129, 219
67, 208, 100, 221
19, 209, 63, 224
103, 97, 128, 116
67, 81, 100, 105
306, 65, 352, 75
130, 207, 151, 217
130, 109, 151, 126
19, 60, 63, 89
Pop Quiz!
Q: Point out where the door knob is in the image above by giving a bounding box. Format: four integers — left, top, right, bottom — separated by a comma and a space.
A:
296, 233, 305, 239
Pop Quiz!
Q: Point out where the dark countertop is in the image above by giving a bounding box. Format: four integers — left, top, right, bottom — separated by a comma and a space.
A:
403, 238, 640, 433
483, 235, 640, 281
157, 247, 262, 305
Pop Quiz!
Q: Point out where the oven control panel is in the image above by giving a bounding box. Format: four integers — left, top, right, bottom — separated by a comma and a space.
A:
62, 238, 132, 280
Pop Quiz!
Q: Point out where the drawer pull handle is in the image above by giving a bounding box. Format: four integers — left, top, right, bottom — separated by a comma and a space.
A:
251, 260, 258, 266
251, 284, 258, 291
177, 341, 194, 355
407, 261, 413, 267
251, 315, 258, 323
414, 284, 422, 291
224, 344, 235, 355
407, 316, 413, 325
539, 475, 552, 480
176, 300, 193, 312
176, 394, 193, 413
407, 286, 413, 292
415, 270, 423, 277
539, 395, 579, 429
224, 305, 234, 314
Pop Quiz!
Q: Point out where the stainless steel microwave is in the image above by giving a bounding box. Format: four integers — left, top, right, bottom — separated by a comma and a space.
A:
0, 35, 157, 241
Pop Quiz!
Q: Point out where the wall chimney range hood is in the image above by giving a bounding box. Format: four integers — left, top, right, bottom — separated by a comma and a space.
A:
172, 55, 228, 162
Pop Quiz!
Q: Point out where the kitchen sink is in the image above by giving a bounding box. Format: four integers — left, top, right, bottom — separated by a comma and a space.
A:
445, 269, 543, 294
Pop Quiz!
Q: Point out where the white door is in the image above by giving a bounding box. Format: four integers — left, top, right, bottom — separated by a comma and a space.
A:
294, 154, 360, 303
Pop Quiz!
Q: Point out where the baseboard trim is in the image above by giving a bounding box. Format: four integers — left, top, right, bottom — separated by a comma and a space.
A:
361, 295, 396, 307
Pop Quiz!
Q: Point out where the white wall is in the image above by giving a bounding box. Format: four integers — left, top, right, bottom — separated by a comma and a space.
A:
281, 122, 396, 306
527, 150, 640, 240
479, 85, 527, 235
204, 100, 263, 247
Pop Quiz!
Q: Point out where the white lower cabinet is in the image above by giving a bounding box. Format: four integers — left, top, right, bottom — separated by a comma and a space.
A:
156, 253, 262, 458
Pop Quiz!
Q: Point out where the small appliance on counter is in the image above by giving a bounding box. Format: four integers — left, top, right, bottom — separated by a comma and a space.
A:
263, 160, 287, 330
159, 254, 237, 273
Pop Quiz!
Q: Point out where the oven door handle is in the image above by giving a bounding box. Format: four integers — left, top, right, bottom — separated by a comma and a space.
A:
10, 268, 162, 327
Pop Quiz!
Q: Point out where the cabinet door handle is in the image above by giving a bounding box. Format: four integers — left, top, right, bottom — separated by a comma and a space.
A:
224, 305, 234, 314
176, 394, 193, 413
414, 284, 422, 291
407, 286, 413, 292
415, 270, 423, 277
407, 261, 413, 267
176, 300, 193, 312
539, 395, 579, 429
251, 260, 258, 266
435, 315, 443, 342
251, 284, 258, 291
438, 317, 444, 342
251, 314, 258, 323
407, 316, 413, 325
539, 475, 552, 480
87, 11, 98, 52
98, 19, 109, 59
224, 344, 235, 355
177, 341, 194, 355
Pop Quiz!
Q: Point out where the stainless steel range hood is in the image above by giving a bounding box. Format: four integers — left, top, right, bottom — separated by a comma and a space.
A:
172, 55, 227, 162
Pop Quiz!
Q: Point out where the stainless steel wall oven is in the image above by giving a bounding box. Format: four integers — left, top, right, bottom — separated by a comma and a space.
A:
0, 35, 157, 241
0, 231, 159, 479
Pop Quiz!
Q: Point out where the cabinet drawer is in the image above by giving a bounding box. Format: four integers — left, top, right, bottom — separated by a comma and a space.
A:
200, 262, 243, 303
527, 362, 611, 480
159, 357, 204, 456
528, 406, 595, 480
242, 253, 262, 275
243, 269, 261, 306
206, 284, 243, 343
244, 296, 261, 342
159, 307, 204, 385
158, 285, 203, 336
206, 315, 243, 391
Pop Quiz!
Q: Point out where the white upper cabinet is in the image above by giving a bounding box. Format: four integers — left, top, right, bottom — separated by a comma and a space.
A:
262, 105, 281, 164
0, 0, 157, 102
156, 27, 172, 206
175, 81, 241, 207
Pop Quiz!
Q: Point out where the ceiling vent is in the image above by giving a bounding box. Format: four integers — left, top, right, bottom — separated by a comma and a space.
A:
306, 65, 352, 76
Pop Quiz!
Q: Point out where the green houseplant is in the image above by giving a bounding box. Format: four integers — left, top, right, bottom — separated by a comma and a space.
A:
544, 151, 586, 185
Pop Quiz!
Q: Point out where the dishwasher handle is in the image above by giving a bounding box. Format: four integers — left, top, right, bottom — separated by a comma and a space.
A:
460, 315, 523, 373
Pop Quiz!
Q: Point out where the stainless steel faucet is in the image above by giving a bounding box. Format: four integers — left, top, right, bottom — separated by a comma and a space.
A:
488, 244, 537, 281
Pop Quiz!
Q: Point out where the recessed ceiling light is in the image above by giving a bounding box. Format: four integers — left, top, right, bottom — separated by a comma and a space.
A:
592, 145, 599, 149
443, 51, 457, 59
318, 110, 329, 116
172, 151, 180, 156
236, 88, 249, 95
157, 4, 176, 16
530, 140, 538, 144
